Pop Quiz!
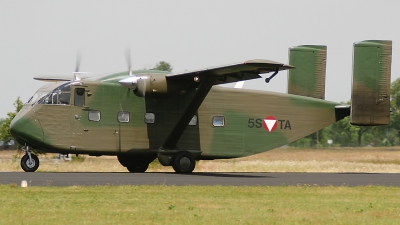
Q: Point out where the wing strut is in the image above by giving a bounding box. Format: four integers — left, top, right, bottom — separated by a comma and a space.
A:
264, 68, 279, 83
161, 79, 215, 150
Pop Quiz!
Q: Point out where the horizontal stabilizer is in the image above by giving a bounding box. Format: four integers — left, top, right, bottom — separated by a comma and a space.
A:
350, 40, 392, 125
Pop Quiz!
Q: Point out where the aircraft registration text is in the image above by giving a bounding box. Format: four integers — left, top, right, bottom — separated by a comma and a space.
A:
248, 116, 292, 132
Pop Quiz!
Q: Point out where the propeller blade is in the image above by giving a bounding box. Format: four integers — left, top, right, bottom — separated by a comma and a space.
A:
75, 50, 82, 73
119, 88, 131, 113
125, 46, 132, 76
143, 78, 146, 97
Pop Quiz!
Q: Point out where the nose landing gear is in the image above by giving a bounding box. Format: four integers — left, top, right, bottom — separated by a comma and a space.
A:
20, 146, 39, 172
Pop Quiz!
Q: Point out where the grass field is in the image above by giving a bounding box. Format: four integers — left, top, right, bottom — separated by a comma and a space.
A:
1, 147, 400, 224
1, 147, 400, 173
0, 185, 399, 225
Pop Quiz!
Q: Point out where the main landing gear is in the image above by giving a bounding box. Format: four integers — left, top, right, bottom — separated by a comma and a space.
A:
117, 155, 155, 173
158, 150, 197, 173
127, 164, 149, 173
118, 151, 197, 173
20, 146, 39, 172
172, 151, 196, 173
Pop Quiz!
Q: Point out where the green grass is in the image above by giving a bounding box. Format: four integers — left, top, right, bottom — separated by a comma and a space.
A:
0, 185, 399, 224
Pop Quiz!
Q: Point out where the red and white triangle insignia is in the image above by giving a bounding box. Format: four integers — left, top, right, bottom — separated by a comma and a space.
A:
264, 119, 277, 132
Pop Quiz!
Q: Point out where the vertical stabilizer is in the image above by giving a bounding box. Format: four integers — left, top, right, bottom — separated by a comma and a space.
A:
350, 40, 392, 125
287, 45, 327, 99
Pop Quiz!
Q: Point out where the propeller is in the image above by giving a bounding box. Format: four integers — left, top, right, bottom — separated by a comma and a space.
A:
125, 46, 146, 97
119, 46, 138, 90
119, 46, 137, 113
119, 46, 151, 98
119, 47, 131, 112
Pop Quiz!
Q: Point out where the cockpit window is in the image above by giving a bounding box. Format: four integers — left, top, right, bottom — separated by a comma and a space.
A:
36, 83, 71, 105
26, 92, 48, 105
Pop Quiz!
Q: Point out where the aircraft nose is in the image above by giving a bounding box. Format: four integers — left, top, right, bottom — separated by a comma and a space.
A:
10, 108, 43, 146
10, 116, 24, 142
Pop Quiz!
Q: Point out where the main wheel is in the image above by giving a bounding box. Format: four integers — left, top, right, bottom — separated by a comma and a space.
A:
21, 154, 39, 172
117, 154, 155, 173
172, 152, 195, 173
127, 164, 149, 173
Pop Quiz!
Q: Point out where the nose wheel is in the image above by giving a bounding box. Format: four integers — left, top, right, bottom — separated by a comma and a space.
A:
20, 147, 39, 172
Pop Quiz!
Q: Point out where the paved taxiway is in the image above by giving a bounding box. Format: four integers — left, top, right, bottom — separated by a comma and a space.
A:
1, 172, 400, 186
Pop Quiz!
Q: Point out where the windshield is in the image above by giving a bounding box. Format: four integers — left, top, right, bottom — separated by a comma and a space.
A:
26, 91, 48, 105
35, 82, 71, 105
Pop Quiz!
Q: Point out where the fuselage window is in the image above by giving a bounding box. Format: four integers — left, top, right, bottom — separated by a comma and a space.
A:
74, 88, 85, 107
144, 113, 155, 124
118, 111, 130, 123
88, 110, 101, 122
212, 116, 225, 127
189, 115, 198, 126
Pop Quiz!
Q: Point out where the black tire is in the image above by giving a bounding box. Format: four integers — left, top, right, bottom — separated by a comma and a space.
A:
20, 154, 39, 172
172, 152, 195, 173
127, 164, 149, 173
117, 154, 155, 166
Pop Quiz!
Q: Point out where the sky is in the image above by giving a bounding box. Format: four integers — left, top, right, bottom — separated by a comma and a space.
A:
1, 0, 399, 118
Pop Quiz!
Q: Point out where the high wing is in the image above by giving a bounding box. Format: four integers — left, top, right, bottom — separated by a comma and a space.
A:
118, 59, 293, 95
158, 59, 293, 152
167, 59, 293, 85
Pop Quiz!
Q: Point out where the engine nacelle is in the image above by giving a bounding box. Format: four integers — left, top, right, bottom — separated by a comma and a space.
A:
119, 73, 187, 98
134, 74, 167, 97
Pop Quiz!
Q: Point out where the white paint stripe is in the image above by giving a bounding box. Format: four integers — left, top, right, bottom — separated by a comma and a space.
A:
234, 81, 245, 89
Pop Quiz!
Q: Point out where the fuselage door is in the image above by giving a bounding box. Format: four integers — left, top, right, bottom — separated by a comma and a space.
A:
70, 87, 86, 150
70, 85, 120, 153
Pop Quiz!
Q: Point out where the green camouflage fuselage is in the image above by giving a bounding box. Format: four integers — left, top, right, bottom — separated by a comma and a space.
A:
11, 70, 339, 159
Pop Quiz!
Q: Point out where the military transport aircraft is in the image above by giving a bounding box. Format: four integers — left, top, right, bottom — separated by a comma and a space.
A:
10, 40, 392, 173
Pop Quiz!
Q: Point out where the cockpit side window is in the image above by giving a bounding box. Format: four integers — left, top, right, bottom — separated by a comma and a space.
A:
36, 82, 71, 105
57, 83, 71, 105
74, 88, 85, 107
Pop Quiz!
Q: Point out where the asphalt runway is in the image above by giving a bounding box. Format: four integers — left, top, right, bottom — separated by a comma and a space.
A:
1, 172, 400, 186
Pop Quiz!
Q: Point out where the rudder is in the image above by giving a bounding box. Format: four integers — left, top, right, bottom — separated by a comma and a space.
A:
287, 45, 327, 99
350, 40, 392, 125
